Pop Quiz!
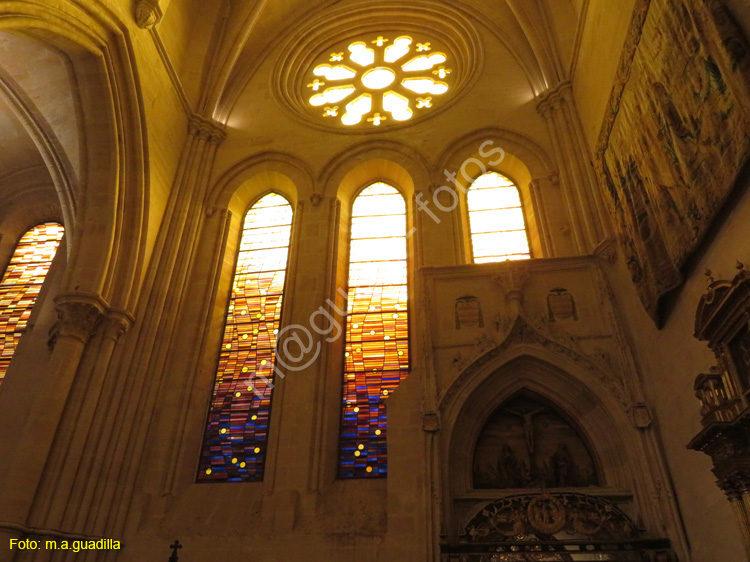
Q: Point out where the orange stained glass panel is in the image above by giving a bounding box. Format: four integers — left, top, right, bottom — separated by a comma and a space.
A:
0, 223, 64, 385
198, 193, 293, 482
339, 182, 409, 478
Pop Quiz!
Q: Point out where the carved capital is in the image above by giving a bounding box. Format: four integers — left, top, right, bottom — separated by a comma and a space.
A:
309, 193, 323, 207
535, 81, 573, 117
422, 412, 441, 433
188, 114, 227, 145
594, 237, 619, 265
102, 310, 135, 343
492, 268, 530, 312
629, 402, 653, 429
49, 293, 108, 347
134, 0, 162, 29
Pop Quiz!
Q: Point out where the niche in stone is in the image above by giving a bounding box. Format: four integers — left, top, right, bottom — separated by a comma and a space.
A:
472, 394, 598, 489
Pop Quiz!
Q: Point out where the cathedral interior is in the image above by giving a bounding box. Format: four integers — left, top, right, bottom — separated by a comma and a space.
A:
1, 0, 750, 560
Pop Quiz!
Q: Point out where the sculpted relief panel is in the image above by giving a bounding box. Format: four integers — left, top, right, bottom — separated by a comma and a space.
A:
473, 395, 598, 490
423, 260, 635, 409
596, 0, 750, 321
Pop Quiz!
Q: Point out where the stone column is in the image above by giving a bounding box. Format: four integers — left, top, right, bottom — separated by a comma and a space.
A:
0, 293, 107, 550
26, 310, 134, 534
537, 81, 611, 255
528, 176, 555, 258
78, 114, 226, 539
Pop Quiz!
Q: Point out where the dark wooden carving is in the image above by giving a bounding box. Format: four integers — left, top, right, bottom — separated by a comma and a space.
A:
689, 263, 750, 558
466, 493, 638, 541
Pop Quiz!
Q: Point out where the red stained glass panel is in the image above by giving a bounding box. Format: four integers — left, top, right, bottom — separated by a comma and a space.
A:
198, 193, 292, 482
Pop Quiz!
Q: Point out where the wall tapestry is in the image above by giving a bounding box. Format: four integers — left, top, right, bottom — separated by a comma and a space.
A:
595, 0, 750, 322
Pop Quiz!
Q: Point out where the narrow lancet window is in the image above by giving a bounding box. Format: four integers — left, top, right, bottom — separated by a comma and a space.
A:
467, 172, 530, 263
198, 193, 293, 482
339, 182, 410, 478
0, 223, 64, 386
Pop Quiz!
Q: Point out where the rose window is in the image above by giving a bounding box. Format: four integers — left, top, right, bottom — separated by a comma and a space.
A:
306, 35, 452, 128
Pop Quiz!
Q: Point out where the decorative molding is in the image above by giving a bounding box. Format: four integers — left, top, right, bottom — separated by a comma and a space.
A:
148, 28, 191, 114
594, 0, 651, 154
448, 310, 629, 408
629, 402, 653, 429
309, 193, 323, 207
101, 310, 135, 343
270, 1, 484, 135
48, 293, 108, 347
422, 412, 440, 433
188, 114, 227, 145
491, 267, 531, 310
134, 0, 163, 29
689, 414, 750, 499
594, 237, 619, 265
465, 492, 638, 540
535, 80, 574, 117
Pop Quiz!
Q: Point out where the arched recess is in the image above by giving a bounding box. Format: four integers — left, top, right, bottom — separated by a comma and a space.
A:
169, 156, 308, 493
436, 127, 564, 261
211, 0, 554, 124
438, 351, 648, 543
206, 151, 312, 213
0, 61, 76, 248
0, 2, 150, 312
318, 140, 429, 202
0, 176, 63, 275
303, 147, 427, 486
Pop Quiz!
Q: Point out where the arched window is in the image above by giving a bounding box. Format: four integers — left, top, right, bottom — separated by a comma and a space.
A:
467, 172, 530, 263
198, 193, 293, 482
339, 182, 409, 478
0, 222, 64, 385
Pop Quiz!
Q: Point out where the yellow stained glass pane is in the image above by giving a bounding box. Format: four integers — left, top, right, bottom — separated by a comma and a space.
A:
472, 231, 530, 261
467, 185, 521, 211
469, 208, 527, 233
467, 172, 530, 263
350, 238, 406, 263
351, 214, 407, 239
340, 182, 409, 479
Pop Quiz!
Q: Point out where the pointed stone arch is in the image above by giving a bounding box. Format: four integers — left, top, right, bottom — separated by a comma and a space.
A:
0, 1, 150, 312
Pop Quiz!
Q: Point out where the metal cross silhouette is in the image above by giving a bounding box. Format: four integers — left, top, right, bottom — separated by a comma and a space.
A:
168, 540, 182, 562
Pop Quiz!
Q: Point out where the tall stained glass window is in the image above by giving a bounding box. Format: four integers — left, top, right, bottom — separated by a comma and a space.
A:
339, 182, 409, 478
0, 222, 64, 386
198, 193, 293, 482
467, 172, 530, 263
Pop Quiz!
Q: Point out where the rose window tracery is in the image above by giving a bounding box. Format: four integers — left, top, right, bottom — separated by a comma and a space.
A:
306, 35, 452, 128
